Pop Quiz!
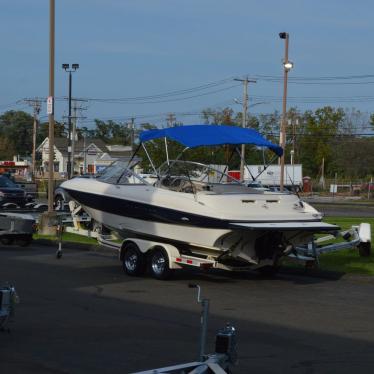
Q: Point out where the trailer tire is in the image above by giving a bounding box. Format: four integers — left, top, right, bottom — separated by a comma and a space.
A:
16, 235, 33, 247
122, 243, 146, 276
257, 264, 279, 277
149, 248, 172, 280
0, 237, 14, 245
54, 195, 66, 211
358, 242, 371, 257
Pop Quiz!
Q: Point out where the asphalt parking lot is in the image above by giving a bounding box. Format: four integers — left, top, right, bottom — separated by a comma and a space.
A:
1, 242, 374, 373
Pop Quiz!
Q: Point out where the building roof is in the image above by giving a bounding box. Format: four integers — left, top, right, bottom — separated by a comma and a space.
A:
37, 137, 133, 158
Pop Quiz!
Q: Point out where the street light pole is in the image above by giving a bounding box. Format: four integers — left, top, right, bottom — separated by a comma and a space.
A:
62, 63, 79, 179
234, 77, 256, 181
279, 32, 293, 192
68, 70, 72, 178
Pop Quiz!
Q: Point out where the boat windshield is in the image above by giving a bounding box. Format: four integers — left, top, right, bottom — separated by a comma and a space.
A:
156, 160, 260, 194
97, 161, 149, 185
158, 160, 240, 183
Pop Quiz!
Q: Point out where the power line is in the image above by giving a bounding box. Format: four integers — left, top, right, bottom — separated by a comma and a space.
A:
80, 77, 235, 103
82, 84, 241, 104
254, 74, 374, 81
0, 100, 30, 111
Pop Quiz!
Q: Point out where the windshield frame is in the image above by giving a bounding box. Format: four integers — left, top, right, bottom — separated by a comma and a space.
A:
97, 161, 152, 186
157, 160, 242, 185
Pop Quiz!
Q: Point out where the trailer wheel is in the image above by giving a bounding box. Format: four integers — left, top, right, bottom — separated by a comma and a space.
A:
358, 242, 371, 257
149, 248, 172, 280
54, 195, 66, 211
0, 237, 14, 245
16, 235, 33, 247
122, 243, 146, 276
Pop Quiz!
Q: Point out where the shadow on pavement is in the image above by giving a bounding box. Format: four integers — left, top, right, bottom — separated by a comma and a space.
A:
1, 244, 374, 373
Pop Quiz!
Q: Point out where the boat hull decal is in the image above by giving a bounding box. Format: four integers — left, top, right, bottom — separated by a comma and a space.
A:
65, 188, 230, 229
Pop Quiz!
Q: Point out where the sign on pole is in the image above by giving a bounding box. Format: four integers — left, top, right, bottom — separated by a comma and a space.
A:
47, 96, 54, 115
330, 184, 338, 193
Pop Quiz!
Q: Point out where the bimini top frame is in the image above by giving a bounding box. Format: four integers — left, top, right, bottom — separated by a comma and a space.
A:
139, 124, 283, 156
137, 124, 283, 181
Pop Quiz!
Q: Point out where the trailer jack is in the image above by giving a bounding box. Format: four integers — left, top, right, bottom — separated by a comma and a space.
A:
132, 284, 237, 374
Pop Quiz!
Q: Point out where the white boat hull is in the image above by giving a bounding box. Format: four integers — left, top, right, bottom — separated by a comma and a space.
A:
82, 205, 232, 250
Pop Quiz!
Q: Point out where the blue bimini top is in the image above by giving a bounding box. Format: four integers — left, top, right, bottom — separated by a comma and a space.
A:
139, 124, 283, 157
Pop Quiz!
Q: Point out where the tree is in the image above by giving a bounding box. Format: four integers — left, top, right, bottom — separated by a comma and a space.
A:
92, 119, 133, 145
201, 107, 237, 125
370, 113, 374, 131
0, 110, 34, 158
37, 120, 66, 145
298, 107, 345, 176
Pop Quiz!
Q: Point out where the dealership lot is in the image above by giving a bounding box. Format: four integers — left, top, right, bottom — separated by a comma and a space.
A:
1, 243, 374, 373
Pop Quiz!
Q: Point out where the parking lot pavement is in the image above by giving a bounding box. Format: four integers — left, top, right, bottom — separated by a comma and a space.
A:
1, 243, 374, 373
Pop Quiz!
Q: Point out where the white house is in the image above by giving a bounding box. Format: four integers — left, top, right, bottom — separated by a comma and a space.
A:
37, 137, 135, 176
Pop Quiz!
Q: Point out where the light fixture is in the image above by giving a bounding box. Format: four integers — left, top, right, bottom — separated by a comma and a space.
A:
62, 63, 69, 70
284, 61, 294, 71
72, 63, 79, 70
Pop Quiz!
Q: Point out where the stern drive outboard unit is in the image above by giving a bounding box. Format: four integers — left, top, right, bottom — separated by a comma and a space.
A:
0, 284, 19, 331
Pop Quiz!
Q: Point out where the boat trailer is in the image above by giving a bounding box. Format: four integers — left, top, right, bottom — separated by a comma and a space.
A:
57, 201, 371, 273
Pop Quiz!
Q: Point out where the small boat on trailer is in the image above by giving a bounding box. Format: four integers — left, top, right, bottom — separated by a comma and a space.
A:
60, 125, 371, 278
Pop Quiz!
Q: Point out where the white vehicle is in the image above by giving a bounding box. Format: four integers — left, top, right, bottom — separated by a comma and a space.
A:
60, 125, 371, 279
244, 164, 302, 189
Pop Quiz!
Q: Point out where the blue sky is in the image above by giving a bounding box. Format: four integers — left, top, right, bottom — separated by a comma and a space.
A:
1, 0, 374, 128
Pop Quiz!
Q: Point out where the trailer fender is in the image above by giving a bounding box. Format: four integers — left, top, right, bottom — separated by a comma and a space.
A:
120, 239, 182, 269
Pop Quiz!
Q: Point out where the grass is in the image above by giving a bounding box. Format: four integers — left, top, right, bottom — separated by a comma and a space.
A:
34, 232, 98, 245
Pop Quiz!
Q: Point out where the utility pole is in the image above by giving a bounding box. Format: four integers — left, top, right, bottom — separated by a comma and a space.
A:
71, 101, 77, 176
63, 99, 87, 175
234, 77, 256, 181
130, 117, 135, 148
24, 98, 42, 180
83, 132, 87, 174
166, 113, 176, 128
68, 69, 72, 178
289, 117, 298, 185
48, 0, 55, 214
39, 0, 56, 235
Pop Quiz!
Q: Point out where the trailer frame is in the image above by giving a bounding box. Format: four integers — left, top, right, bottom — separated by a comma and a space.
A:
58, 202, 372, 278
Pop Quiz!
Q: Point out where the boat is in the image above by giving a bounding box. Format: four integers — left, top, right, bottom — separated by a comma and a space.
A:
60, 124, 339, 271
